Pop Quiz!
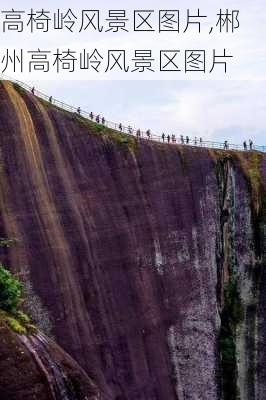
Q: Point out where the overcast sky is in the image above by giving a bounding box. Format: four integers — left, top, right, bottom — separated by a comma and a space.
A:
1, 0, 266, 145
24, 80, 265, 146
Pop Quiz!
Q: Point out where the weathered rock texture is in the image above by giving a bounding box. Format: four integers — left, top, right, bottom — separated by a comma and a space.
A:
0, 80, 265, 399
0, 317, 100, 400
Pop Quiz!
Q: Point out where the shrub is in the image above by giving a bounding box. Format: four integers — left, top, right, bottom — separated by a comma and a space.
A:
0, 264, 22, 312
0, 241, 39, 335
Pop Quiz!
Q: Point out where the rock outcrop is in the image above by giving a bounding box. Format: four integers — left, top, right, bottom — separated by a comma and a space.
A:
0, 317, 100, 400
0, 80, 265, 399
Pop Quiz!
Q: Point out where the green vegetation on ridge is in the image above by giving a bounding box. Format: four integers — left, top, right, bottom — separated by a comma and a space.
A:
12, 82, 137, 152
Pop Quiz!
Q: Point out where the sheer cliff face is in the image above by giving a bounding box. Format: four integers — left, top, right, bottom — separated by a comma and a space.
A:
0, 80, 265, 400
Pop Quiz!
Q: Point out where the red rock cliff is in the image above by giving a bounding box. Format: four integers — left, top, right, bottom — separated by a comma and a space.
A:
0, 81, 265, 400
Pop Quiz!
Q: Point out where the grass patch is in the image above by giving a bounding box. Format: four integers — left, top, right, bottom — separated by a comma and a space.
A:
16, 310, 31, 324
0, 310, 37, 336
73, 114, 137, 151
108, 130, 137, 152
12, 81, 138, 152
5, 315, 27, 335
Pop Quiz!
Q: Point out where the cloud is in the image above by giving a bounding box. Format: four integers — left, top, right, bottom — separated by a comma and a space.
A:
110, 80, 266, 144
23, 78, 265, 145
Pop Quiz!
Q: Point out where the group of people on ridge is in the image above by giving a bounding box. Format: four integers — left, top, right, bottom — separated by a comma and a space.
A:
87, 111, 105, 125
30, 87, 256, 152
161, 134, 203, 146
243, 139, 254, 150
224, 139, 254, 150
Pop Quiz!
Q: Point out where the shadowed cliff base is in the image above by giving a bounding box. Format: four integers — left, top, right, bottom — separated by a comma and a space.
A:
0, 316, 101, 400
0, 80, 265, 399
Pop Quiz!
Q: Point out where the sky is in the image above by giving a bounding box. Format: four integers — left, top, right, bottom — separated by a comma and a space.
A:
0, 0, 266, 145
24, 79, 266, 146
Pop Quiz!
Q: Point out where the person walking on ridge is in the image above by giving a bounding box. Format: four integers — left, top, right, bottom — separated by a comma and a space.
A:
90, 112, 94, 120
180, 135, 184, 144
31, 86, 35, 95
249, 139, 253, 150
186, 136, 189, 145
77, 106, 81, 115
167, 134, 170, 144
243, 141, 247, 150
146, 129, 151, 139
119, 123, 123, 131
224, 140, 229, 150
